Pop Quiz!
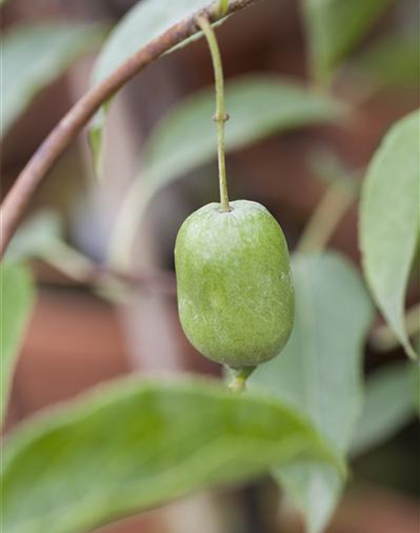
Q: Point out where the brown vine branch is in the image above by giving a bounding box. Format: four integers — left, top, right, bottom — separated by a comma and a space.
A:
0, 0, 264, 259
53, 261, 177, 297
34, 240, 177, 295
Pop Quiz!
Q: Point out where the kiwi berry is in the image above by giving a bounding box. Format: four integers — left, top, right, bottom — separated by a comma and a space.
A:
175, 200, 294, 368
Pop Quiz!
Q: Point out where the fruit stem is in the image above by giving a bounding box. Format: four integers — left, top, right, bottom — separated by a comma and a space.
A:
227, 366, 256, 392
196, 15, 230, 213
215, 0, 229, 17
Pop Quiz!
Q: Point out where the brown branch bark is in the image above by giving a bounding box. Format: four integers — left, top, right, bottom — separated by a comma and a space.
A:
0, 0, 264, 259
66, 261, 177, 296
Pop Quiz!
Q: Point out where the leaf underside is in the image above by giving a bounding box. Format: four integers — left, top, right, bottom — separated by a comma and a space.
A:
360, 110, 420, 360
2, 377, 340, 533
250, 252, 373, 533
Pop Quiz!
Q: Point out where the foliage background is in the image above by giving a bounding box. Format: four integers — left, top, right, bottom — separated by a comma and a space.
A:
1, 1, 419, 532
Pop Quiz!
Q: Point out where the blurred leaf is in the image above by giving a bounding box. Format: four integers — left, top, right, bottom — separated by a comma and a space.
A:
88, 111, 106, 172
250, 252, 373, 533
0, 262, 35, 425
89, 0, 220, 168
302, 0, 394, 85
309, 149, 361, 193
351, 362, 417, 457
142, 76, 342, 190
6, 211, 98, 281
1, 22, 105, 136
360, 110, 420, 360
299, 150, 360, 253
91, 0, 213, 87
350, 32, 420, 88
2, 378, 341, 533
6, 211, 64, 262
109, 76, 342, 268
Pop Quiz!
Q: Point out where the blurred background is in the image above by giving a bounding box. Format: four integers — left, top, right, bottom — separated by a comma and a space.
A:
1, 0, 419, 532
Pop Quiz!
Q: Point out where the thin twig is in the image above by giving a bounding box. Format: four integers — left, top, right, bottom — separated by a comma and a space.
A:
297, 181, 355, 253
44, 260, 177, 297
38, 241, 177, 296
371, 303, 420, 353
72, 264, 176, 297
0, 0, 264, 259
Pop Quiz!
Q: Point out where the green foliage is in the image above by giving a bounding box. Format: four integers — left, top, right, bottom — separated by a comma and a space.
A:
1, 22, 105, 136
6, 211, 95, 281
109, 76, 342, 268
1, 2, 417, 532
6, 211, 64, 262
250, 252, 373, 533
351, 362, 417, 457
1, 378, 341, 533
91, 0, 212, 86
90, 0, 217, 164
302, 0, 394, 85
141, 76, 341, 191
0, 262, 35, 424
350, 32, 420, 89
360, 110, 420, 360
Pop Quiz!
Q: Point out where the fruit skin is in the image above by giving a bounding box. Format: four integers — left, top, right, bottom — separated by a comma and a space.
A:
175, 200, 294, 367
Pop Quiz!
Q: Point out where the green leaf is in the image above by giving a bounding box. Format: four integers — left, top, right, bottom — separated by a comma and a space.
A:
351, 363, 417, 457
1, 22, 105, 136
89, 0, 217, 166
250, 252, 373, 533
0, 262, 35, 425
302, 0, 394, 85
1, 378, 341, 533
360, 110, 420, 360
6, 211, 98, 281
6, 211, 64, 262
91, 0, 219, 86
109, 76, 342, 268
142, 75, 341, 190
350, 33, 420, 89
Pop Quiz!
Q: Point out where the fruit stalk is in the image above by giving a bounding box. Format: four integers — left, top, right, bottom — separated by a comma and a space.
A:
215, 0, 230, 17
227, 366, 256, 392
196, 15, 230, 213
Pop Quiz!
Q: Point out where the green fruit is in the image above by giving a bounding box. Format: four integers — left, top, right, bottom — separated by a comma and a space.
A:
175, 200, 294, 367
